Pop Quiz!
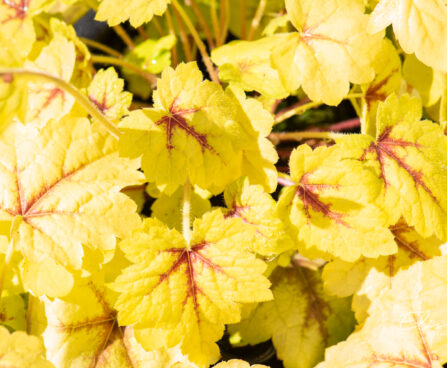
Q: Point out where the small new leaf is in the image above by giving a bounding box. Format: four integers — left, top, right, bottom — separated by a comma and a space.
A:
88, 67, 132, 122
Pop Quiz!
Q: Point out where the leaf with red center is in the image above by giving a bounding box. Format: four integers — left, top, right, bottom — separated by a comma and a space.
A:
323, 218, 445, 323
336, 94, 447, 240
277, 144, 396, 262
119, 62, 245, 195
270, 0, 383, 105
223, 178, 293, 256
0, 0, 35, 62
0, 116, 144, 297
23, 33, 76, 126
316, 256, 447, 368
27, 271, 197, 368
113, 209, 272, 366
88, 67, 132, 122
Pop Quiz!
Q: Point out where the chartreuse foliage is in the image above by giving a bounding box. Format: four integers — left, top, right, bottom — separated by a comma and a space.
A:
0, 0, 446, 367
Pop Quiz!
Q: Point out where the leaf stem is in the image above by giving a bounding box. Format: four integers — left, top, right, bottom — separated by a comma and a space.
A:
240, 0, 246, 39
172, 4, 194, 61
218, 0, 229, 45
165, 9, 179, 66
183, 180, 192, 246
269, 131, 345, 142
0, 68, 121, 140
274, 100, 322, 124
172, 0, 220, 83
210, 0, 220, 45
90, 54, 157, 86
189, 0, 215, 49
80, 37, 123, 58
113, 25, 135, 50
247, 0, 267, 40
277, 173, 296, 187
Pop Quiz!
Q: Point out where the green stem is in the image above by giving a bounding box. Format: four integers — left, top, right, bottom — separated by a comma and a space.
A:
240, 0, 246, 39
172, 4, 194, 61
182, 180, 192, 246
165, 9, 179, 66
247, 0, 267, 40
269, 131, 345, 142
80, 38, 123, 58
91, 55, 157, 86
218, 0, 229, 45
210, 0, 220, 44
188, 0, 215, 49
113, 25, 135, 50
172, 0, 220, 84
0, 68, 121, 140
274, 101, 322, 124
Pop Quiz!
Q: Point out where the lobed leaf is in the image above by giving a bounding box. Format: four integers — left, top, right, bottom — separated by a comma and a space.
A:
113, 210, 272, 366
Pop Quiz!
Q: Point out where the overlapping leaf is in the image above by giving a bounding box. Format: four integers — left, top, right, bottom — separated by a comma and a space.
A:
358, 39, 402, 137
0, 326, 55, 367
323, 219, 445, 323
113, 210, 273, 366
0, 117, 144, 297
336, 94, 447, 240
24, 33, 76, 126
28, 274, 195, 368
316, 255, 447, 367
368, 0, 447, 73
223, 178, 293, 256
211, 35, 290, 99
88, 67, 132, 122
271, 0, 383, 105
224, 86, 278, 192
96, 0, 170, 27
229, 266, 355, 368
277, 144, 396, 261
119, 62, 244, 195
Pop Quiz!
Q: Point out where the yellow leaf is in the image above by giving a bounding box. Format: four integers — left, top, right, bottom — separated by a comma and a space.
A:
211, 35, 290, 99
403, 53, 445, 107
0, 117, 144, 297
225, 86, 278, 193
24, 33, 76, 126
96, 0, 170, 27
0, 326, 55, 367
223, 178, 294, 256
272, 0, 383, 105
337, 94, 447, 240
88, 67, 132, 122
213, 360, 269, 368
359, 39, 402, 137
119, 62, 244, 195
316, 255, 447, 367
113, 210, 273, 366
229, 266, 355, 368
368, 0, 447, 73
323, 219, 445, 323
277, 144, 396, 262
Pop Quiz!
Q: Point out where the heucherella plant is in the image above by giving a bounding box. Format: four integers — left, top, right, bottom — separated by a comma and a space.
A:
0, 0, 446, 367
